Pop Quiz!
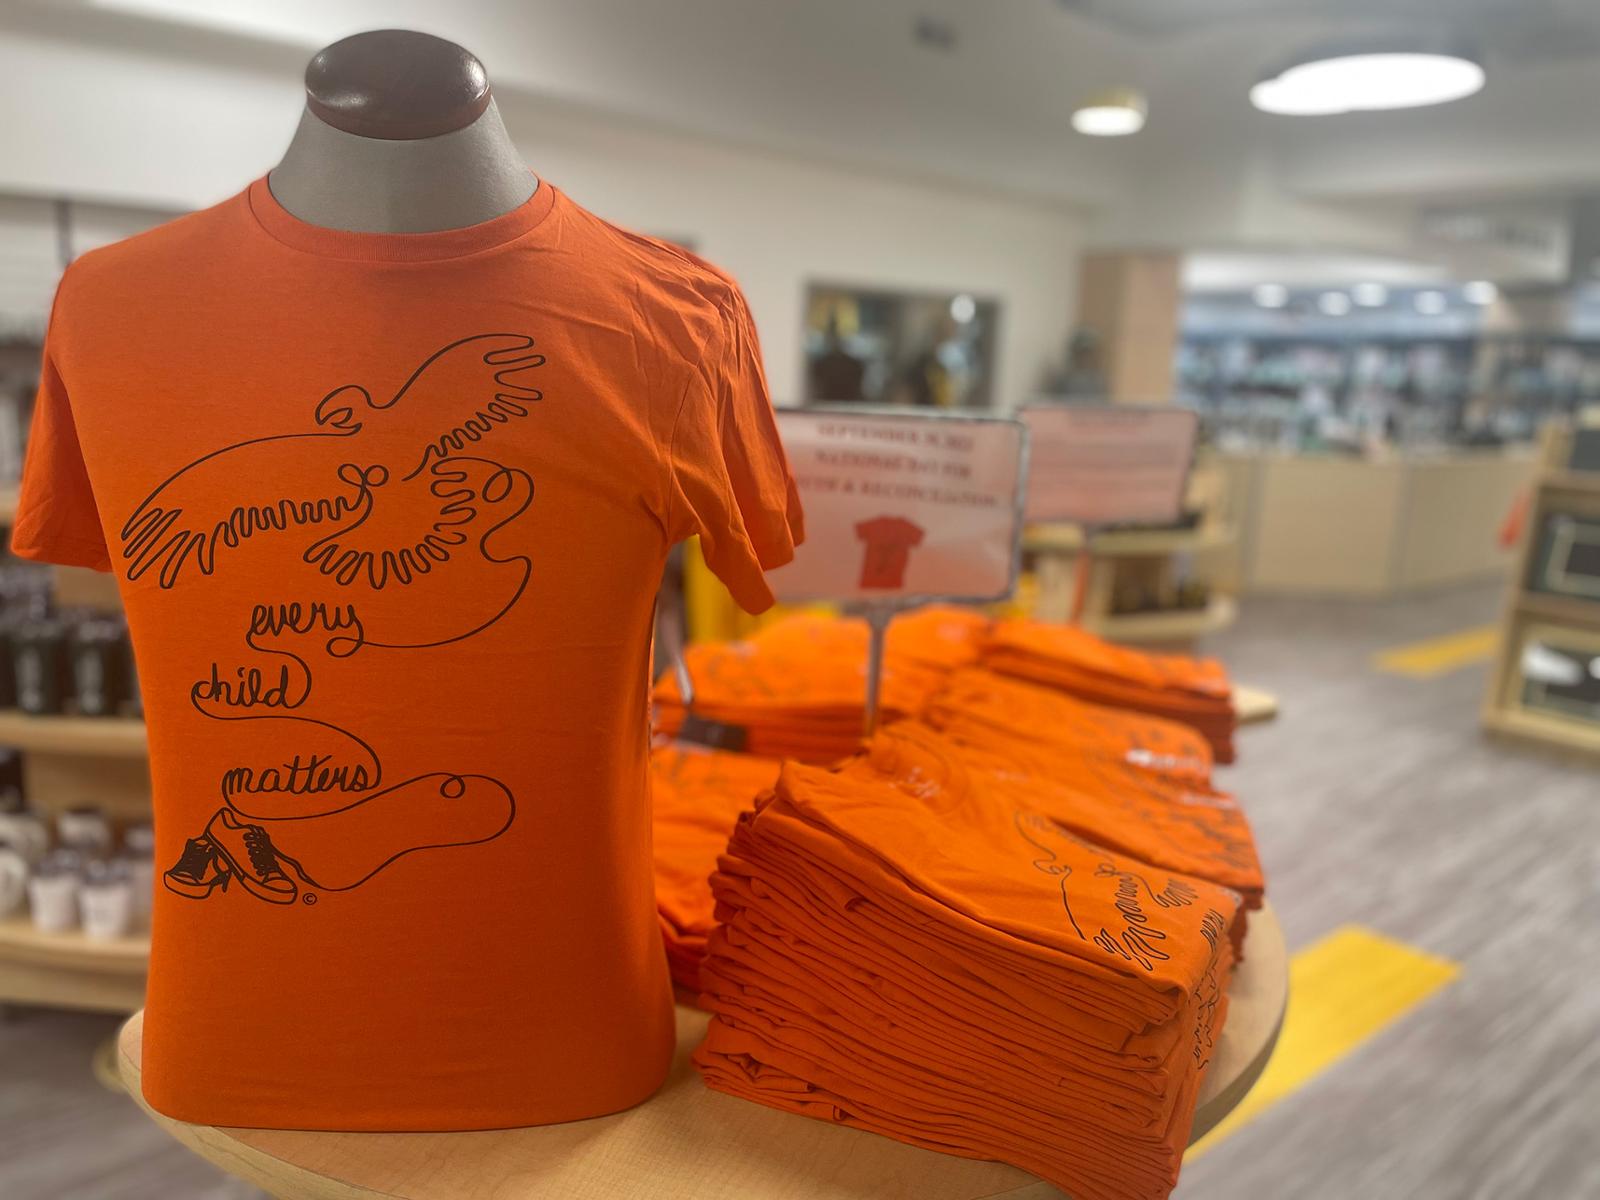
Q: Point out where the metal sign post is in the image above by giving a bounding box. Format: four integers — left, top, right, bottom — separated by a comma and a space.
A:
1068, 526, 1099, 625
860, 603, 894, 737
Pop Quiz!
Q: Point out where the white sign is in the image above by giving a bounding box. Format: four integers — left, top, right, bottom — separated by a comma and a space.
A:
1020, 404, 1198, 526
767, 408, 1028, 604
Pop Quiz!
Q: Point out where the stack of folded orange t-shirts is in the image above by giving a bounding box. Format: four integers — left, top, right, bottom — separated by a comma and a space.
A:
981, 619, 1239, 763
695, 747, 1246, 1200
651, 743, 782, 992
855, 720, 1263, 917
925, 666, 1216, 787
653, 606, 990, 762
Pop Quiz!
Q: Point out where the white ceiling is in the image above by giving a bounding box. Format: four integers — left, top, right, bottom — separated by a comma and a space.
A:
42, 0, 1600, 207
13, 0, 1600, 280
1056, 0, 1600, 61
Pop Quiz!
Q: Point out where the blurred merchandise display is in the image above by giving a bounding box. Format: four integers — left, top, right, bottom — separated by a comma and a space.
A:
1485, 422, 1600, 755
1179, 291, 1600, 454
0, 560, 140, 717
0, 799, 154, 938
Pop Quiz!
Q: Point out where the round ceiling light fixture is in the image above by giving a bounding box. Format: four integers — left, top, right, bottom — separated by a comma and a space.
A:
1252, 283, 1290, 309
1251, 39, 1485, 116
1072, 88, 1148, 136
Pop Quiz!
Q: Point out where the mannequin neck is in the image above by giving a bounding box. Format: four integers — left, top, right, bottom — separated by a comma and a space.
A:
268, 99, 537, 234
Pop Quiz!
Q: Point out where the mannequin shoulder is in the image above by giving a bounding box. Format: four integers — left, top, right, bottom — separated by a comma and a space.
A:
564, 200, 746, 317
60, 193, 246, 291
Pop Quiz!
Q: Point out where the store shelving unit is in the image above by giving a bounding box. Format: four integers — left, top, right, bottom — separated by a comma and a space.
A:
1083, 594, 1238, 645
0, 499, 153, 1011
0, 710, 147, 758
1483, 425, 1600, 756
1026, 519, 1238, 648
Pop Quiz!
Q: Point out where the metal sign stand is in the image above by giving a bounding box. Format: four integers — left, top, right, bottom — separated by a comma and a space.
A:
860, 603, 895, 737
1068, 523, 1101, 625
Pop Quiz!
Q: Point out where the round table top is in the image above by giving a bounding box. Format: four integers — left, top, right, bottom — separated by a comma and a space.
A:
118, 905, 1285, 1200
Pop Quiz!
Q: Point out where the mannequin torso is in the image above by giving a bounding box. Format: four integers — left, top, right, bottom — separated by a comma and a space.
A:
268, 30, 537, 234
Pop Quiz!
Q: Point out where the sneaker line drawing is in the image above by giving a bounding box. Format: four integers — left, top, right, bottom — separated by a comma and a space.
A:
205, 809, 298, 905
163, 835, 231, 899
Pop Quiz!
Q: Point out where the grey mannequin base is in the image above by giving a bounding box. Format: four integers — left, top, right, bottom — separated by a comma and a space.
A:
268, 99, 537, 233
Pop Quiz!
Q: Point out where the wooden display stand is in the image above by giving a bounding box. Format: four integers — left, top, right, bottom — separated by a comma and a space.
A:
116, 906, 1285, 1200
1483, 424, 1600, 755
1026, 464, 1238, 652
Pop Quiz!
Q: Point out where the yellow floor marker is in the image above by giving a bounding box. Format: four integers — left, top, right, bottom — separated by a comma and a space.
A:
1188, 926, 1460, 1159
1374, 626, 1499, 678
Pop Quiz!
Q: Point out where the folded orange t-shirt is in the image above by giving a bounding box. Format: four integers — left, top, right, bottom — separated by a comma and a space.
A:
694, 759, 1240, 1199
925, 666, 1215, 784
650, 743, 780, 991
844, 721, 1263, 906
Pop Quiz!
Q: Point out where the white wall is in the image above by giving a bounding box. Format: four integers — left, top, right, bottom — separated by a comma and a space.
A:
0, 27, 1086, 407
500, 96, 1084, 405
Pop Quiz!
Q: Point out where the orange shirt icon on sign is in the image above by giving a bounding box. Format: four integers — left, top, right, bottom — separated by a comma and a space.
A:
855, 515, 925, 590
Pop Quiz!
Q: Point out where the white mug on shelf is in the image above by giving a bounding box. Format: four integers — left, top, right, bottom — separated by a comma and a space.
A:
57, 807, 113, 856
0, 841, 27, 918
0, 811, 49, 864
80, 859, 134, 941
27, 851, 82, 934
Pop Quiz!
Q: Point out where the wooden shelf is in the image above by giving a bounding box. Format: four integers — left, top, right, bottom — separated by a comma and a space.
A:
0, 915, 148, 1013
1540, 469, 1600, 496
0, 486, 15, 526
1515, 589, 1600, 628
0, 710, 147, 757
1085, 595, 1237, 644
1025, 523, 1235, 558
1483, 705, 1600, 759
1234, 684, 1279, 726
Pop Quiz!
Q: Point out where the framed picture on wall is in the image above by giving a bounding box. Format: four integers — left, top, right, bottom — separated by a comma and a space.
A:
802, 283, 1001, 409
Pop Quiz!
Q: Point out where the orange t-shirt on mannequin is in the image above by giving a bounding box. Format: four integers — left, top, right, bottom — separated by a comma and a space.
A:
11, 177, 802, 1131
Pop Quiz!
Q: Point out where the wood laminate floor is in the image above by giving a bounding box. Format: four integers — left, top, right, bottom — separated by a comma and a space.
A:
2, 583, 1596, 1199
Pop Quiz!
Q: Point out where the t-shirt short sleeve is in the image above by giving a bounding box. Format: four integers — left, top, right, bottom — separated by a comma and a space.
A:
11, 317, 112, 573
668, 288, 803, 613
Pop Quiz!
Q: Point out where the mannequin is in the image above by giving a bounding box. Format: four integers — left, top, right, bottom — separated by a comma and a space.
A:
269, 29, 537, 233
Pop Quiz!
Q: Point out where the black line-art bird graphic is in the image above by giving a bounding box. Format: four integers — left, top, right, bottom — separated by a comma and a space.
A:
119, 333, 545, 592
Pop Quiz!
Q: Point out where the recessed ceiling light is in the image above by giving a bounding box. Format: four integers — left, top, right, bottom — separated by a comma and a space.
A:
1318, 292, 1352, 316
1352, 283, 1389, 307
1463, 280, 1498, 305
1072, 88, 1147, 137
1252, 41, 1485, 116
1252, 284, 1290, 309
949, 293, 977, 323
1415, 290, 1449, 315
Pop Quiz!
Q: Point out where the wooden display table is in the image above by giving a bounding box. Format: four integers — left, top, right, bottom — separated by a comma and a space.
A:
117, 907, 1285, 1200
1234, 685, 1279, 726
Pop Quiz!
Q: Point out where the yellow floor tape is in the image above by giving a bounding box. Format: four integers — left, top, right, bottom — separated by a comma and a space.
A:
1373, 626, 1499, 678
1187, 926, 1460, 1158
